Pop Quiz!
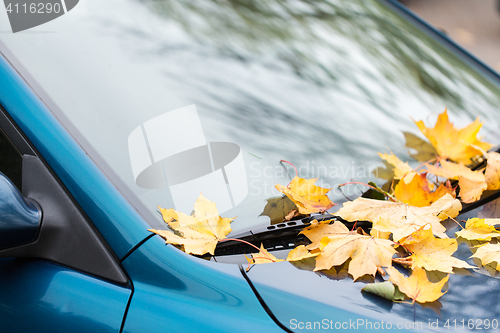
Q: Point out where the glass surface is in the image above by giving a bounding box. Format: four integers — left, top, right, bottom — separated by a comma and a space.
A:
1, 0, 500, 234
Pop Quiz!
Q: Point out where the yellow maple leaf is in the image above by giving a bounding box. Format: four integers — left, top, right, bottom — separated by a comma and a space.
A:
286, 245, 319, 261
471, 243, 500, 272
275, 176, 335, 214
393, 173, 455, 207
336, 194, 461, 241
149, 193, 235, 255
426, 159, 486, 203
414, 109, 492, 164
313, 221, 396, 280
246, 244, 284, 265
485, 152, 500, 190
455, 218, 500, 241
300, 219, 346, 251
398, 225, 474, 273
377, 153, 416, 183
387, 266, 448, 303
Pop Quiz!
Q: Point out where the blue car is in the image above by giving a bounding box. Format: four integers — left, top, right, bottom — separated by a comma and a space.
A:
1, 0, 500, 332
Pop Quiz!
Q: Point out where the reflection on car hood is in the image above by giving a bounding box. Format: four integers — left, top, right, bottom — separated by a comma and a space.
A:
245, 240, 500, 332
245, 261, 422, 332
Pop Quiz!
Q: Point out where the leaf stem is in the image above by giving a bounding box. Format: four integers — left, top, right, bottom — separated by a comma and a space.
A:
220, 238, 261, 251
280, 159, 298, 180
252, 256, 276, 262
351, 221, 358, 232
412, 289, 421, 305
337, 186, 354, 202
437, 211, 464, 230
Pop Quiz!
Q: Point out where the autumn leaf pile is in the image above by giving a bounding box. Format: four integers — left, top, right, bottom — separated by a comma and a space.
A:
151, 109, 500, 306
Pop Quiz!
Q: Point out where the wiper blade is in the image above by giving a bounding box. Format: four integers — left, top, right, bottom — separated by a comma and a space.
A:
214, 213, 371, 256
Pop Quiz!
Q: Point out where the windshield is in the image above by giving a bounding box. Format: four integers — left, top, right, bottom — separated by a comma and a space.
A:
1, 0, 500, 234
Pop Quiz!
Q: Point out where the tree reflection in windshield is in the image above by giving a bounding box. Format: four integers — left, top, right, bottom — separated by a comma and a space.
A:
140, 0, 496, 108
130, 0, 500, 198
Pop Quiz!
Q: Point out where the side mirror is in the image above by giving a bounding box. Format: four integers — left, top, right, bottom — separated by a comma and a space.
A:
0, 156, 126, 283
0, 172, 41, 249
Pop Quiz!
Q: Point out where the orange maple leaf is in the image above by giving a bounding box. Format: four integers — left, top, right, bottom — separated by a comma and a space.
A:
414, 109, 491, 164
393, 173, 455, 207
426, 159, 486, 203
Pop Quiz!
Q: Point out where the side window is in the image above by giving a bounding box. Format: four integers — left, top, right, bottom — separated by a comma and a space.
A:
0, 127, 22, 189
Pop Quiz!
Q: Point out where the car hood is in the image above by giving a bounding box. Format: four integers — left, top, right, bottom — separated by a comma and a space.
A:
244, 227, 500, 333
